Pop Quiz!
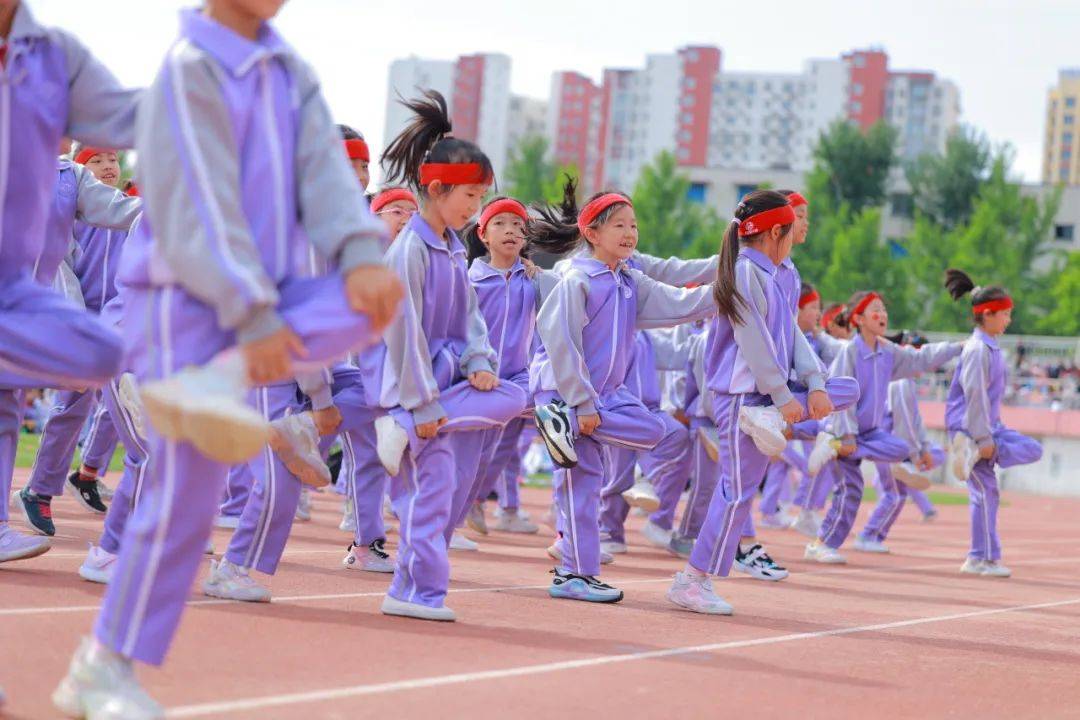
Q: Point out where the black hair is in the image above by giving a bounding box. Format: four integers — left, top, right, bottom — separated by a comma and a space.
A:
778, 188, 797, 196
715, 189, 793, 324
823, 302, 846, 327
799, 280, 816, 301
944, 268, 1010, 325
885, 330, 928, 347
381, 90, 492, 197
839, 289, 884, 330
461, 195, 528, 265
338, 124, 363, 141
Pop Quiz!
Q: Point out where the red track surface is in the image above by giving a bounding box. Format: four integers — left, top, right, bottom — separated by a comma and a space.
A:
3, 468, 1079, 719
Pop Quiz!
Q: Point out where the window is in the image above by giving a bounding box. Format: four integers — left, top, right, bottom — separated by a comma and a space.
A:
684, 77, 697, 90
1061, 167, 1071, 181
1064, 132, 1074, 145
677, 147, 690, 161
853, 82, 864, 96
889, 193, 914, 219
736, 183, 758, 200
686, 182, 707, 203
851, 100, 863, 113
1067, 97, 1077, 108
1066, 115, 1075, 125
853, 54, 866, 68
1063, 149, 1072, 160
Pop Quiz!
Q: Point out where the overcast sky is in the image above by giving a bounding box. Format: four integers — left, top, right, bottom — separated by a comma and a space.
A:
30, 0, 1080, 183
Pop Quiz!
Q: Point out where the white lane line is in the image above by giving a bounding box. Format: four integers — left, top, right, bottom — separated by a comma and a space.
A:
166, 596, 1080, 718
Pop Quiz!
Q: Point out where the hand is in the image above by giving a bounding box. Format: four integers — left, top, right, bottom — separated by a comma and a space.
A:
243, 327, 307, 385
779, 399, 804, 426
345, 265, 404, 335
978, 442, 996, 460
807, 390, 833, 420
416, 417, 448, 439
522, 258, 541, 279
838, 437, 857, 457
578, 413, 601, 436
917, 451, 933, 471
311, 406, 342, 436
468, 370, 499, 391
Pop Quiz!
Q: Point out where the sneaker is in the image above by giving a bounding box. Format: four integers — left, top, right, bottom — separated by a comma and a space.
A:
342, 539, 395, 574
804, 542, 846, 564
667, 570, 733, 615
981, 561, 1011, 578
630, 506, 648, 518
892, 461, 931, 491
96, 479, 115, 501
78, 544, 118, 585
546, 542, 613, 565
853, 536, 890, 554
339, 498, 356, 533
204, 539, 215, 555
375, 415, 409, 476
52, 637, 163, 720
534, 401, 577, 468
622, 480, 661, 512
921, 509, 938, 523
269, 413, 330, 488
67, 472, 108, 514
0, 522, 51, 563
600, 540, 628, 555
117, 372, 148, 441
789, 509, 820, 538
295, 487, 312, 522
493, 509, 539, 534
17, 487, 55, 536
667, 533, 694, 558
960, 557, 987, 575
466, 503, 489, 535
950, 433, 978, 483
381, 594, 456, 621
758, 513, 790, 530
202, 559, 270, 603
548, 568, 623, 603
807, 432, 840, 477
735, 544, 789, 581
737, 405, 787, 457
214, 514, 240, 530
449, 532, 478, 551
697, 425, 721, 463
138, 361, 269, 464
641, 520, 673, 548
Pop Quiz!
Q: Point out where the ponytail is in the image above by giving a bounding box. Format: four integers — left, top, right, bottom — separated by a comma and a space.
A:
943, 268, 976, 301
526, 175, 582, 258
944, 268, 1012, 325
461, 221, 486, 266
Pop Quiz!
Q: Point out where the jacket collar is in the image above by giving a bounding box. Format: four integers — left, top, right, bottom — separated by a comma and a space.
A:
468, 257, 524, 282
179, 8, 290, 78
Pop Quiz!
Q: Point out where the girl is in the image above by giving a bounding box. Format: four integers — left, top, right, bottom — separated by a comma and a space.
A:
54, 5, 401, 716
667, 190, 859, 615
374, 90, 528, 621
370, 186, 418, 239
944, 268, 1042, 577
668, 326, 713, 558
529, 183, 719, 603
805, 291, 963, 564
339, 124, 371, 189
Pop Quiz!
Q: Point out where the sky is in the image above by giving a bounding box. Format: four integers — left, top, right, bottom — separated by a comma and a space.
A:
29, 0, 1080, 183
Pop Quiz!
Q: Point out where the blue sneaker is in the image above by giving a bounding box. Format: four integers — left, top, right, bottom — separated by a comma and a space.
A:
548, 568, 623, 603
18, 487, 55, 537
667, 533, 695, 559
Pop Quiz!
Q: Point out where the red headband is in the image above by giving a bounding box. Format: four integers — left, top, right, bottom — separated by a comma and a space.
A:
125, 183, 140, 197
75, 147, 113, 165
577, 193, 632, 234
787, 192, 808, 208
850, 292, 882, 324
370, 188, 418, 214
737, 204, 795, 237
479, 198, 528, 234
418, 162, 492, 187
798, 289, 820, 308
822, 305, 845, 327
343, 138, 369, 162
973, 297, 1013, 315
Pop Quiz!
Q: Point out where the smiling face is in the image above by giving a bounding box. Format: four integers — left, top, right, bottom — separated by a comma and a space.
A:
84, 151, 121, 187
430, 182, 489, 233
980, 307, 1012, 336
376, 199, 417, 237
854, 296, 889, 338
350, 158, 370, 190
583, 203, 637, 267
481, 211, 526, 268
797, 298, 821, 333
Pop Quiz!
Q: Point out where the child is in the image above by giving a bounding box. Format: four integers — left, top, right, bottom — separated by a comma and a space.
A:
667, 190, 859, 615
369, 187, 418, 240
804, 291, 963, 564
529, 182, 719, 603
668, 327, 713, 557
374, 90, 528, 621
944, 268, 1042, 577
339, 124, 370, 189
53, 5, 401, 716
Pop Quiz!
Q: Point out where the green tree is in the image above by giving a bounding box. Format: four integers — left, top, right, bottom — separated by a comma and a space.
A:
504, 135, 556, 205
811, 119, 897, 213
905, 126, 992, 229
631, 151, 724, 258
1040, 251, 1080, 335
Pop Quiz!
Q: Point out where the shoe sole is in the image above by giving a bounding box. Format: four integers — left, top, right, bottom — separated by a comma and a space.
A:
495, 523, 539, 534
78, 566, 111, 584
17, 492, 54, 537
853, 545, 890, 554
202, 584, 271, 603
381, 597, 456, 621
622, 489, 661, 513
734, 563, 789, 582
666, 592, 733, 615
697, 427, 720, 463
738, 417, 787, 457
269, 428, 330, 488
466, 517, 489, 535
534, 407, 577, 468
548, 588, 624, 603
141, 384, 270, 464
893, 466, 931, 491
0, 539, 51, 563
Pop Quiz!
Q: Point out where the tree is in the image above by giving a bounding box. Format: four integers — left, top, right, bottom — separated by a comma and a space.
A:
1040, 251, 1080, 336
811, 119, 897, 213
631, 151, 724, 259
504, 135, 556, 205
906, 126, 992, 229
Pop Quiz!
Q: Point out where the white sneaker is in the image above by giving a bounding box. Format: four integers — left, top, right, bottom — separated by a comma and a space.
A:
546, 542, 613, 565
807, 432, 840, 476
214, 514, 240, 529
758, 513, 790, 530
117, 372, 147, 441
342, 539, 395, 573
622, 480, 661, 512
295, 487, 312, 522
466, 503, 489, 535
339, 498, 356, 533
375, 415, 409, 476
804, 543, 846, 564
600, 540, 628, 555
493, 510, 539, 534
667, 571, 733, 615
449, 532, 478, 551
697, 425, 721, 463
269, 413, 330, 488
981, 561, 1012, 578
78, 544, 117, 585
892, 461, 931, 491
641, 520, 673, 549
96, 480, 115, 501
52, 637, 163, 719
202, 559, 270, 603
789, 510, 820, 538
138, 360, 269, 464
950, 433, 978, 483
737, 405, 788, 457
381, 594, 455, 622
960, 557, 987, 575
853, 536, 890, 554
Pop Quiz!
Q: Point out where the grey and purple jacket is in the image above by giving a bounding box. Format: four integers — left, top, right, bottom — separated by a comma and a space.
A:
683, 330, 711, 420
116, 9, 385, 344
887, 378, 932, 461
944, 328, 1006, 450
1, 2, 138, 281
468, 257, 541, 381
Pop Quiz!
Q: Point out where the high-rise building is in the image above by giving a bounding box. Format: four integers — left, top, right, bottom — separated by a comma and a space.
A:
886, 72, 960, 161
1043, 69, 1080, 185
384, 56, 454, 151
547, 71, 601, 179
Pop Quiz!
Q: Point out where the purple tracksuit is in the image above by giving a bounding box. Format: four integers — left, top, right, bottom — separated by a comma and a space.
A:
675, 331, 716, 541
945, 329, 1042, 561
689, 248, 859, 576
533, 256, 718, 576
817, 336, 962, 550
375, 215, 527, 608
81, 398, 119, 473
94, 10, 386, 665
95, 373, 149, 555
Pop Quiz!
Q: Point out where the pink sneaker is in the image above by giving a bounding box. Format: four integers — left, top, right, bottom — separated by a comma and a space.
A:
0, 522, 51, 563
667, 571, 733, 615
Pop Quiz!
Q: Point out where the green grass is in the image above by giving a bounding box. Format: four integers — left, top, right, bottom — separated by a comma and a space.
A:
15, 432, 125, 472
